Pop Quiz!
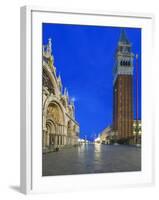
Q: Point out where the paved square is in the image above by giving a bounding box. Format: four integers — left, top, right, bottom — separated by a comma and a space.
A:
42, 144, 141, 176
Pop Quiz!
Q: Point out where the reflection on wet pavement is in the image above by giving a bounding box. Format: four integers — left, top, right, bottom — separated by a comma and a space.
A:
43, 144, 141, 176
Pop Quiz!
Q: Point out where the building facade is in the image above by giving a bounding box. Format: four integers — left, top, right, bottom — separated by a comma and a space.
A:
113, 29, 134, 144
98, 126, 112, 144
133, 120, 142, 144
42, 38, 79, 152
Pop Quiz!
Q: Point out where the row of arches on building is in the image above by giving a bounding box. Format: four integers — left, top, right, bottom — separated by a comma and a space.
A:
42, 99, 79, 152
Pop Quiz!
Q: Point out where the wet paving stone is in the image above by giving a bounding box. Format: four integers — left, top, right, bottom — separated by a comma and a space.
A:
42, 144, 141, 176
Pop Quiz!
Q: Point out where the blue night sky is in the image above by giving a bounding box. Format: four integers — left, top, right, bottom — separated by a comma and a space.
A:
42, 23, 141, 141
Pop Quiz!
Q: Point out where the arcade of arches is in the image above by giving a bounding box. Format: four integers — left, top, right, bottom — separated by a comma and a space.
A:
42, 39, 79, 153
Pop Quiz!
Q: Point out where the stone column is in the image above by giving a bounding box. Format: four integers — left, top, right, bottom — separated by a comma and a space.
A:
55, 135, 58, 146
65, 136, 67, 145
46, 133, 50, 147
62, 136, 64, 145
59, 135, 61, 145
67, 136, 70, 145
63, 136, 66, 145
42, 130, 46, 149
61, 135, 63, 145
66, 136, 68, 145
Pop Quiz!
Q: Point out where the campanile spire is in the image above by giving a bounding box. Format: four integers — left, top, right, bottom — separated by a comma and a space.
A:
119, 28, 129, 44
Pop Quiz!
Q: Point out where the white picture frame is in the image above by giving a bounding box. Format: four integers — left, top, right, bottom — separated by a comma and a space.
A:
20, 6, 154, 194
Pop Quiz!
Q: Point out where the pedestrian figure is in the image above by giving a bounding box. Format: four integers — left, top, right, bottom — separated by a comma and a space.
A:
55, 145, 59, 152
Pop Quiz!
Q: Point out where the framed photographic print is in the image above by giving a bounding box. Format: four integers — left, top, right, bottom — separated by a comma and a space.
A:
20, 6, 154, 194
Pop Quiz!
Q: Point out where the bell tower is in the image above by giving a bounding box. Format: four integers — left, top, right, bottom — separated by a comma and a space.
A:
113, 29, 134, 143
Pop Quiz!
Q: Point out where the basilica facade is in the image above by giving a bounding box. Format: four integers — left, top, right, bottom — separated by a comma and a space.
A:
42, 38, 79, 153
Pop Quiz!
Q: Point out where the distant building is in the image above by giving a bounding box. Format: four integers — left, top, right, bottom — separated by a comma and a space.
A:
42, 39, 79, 152
133, 120, 142, 144
94, 136, 100, 143
99, 126, 112, 144
95, 126, 113, 144
113, 29, 134, 144
78, 138, 89, 144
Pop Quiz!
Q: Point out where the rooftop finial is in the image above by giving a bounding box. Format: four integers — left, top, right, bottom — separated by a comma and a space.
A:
70, 97, 75, 107
47, 38, 52, 54
64, 88, 67, 96
58, 73, 61, 81
66, 89, 69, 97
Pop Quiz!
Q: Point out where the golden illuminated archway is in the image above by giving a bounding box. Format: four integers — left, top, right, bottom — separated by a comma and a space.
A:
44, 102, 65, 148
